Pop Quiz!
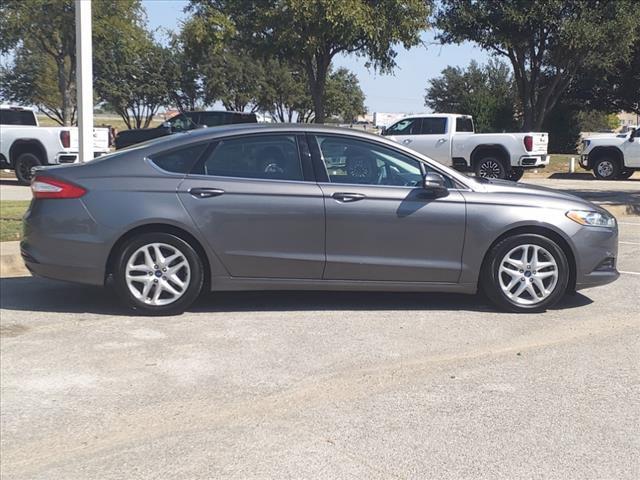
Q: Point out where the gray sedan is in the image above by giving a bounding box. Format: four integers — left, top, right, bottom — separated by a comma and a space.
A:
22, 124, 619, 315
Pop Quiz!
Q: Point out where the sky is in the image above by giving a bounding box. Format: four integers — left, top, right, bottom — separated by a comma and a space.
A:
142, 0, 491, 114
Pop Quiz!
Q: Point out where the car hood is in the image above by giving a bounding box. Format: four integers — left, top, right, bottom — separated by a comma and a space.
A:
584, 134, 627, 146
472, 178, 607, 213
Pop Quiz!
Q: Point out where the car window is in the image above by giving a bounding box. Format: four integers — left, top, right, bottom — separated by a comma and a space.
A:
166, 114, 193, 132
200, 135, 303, 181
198, 112, 227, 127
315, 135, 453, 188
420, 117, 448, 135
150, 143, 208, 174
455, 117, 474, 133
385, 118, 421, 136
0, 109, 37, 126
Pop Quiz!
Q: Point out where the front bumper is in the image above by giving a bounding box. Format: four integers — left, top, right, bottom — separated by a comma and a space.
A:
572, 224, 619, 290
518, 154, 549, 168
580, 154, 590, 169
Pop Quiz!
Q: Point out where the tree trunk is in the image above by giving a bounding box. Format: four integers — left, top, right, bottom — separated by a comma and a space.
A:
304, 53, 330, 124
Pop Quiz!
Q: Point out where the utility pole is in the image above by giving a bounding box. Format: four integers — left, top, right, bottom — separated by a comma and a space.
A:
75, 0, 93, 163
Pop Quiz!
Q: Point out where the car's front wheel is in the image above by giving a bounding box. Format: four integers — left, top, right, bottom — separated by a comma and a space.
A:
481, 234, 569, 313
114, 232, 204, 315
593, 156, 620, 180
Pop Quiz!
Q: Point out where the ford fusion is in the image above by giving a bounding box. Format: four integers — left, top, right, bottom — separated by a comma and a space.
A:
22, 125, 619, 315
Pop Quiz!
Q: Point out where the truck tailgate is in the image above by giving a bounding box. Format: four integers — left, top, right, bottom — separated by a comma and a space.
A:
528, 133, 548, 155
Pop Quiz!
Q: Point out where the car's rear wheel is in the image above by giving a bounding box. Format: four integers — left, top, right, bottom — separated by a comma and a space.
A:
508, 167, 525, 182
593, 156, 620, 180
617, 169, 634, 180
481, 234, 569, 313
114, 232, 204, 315
15, 152, 41, 185
475, 156, 507, 179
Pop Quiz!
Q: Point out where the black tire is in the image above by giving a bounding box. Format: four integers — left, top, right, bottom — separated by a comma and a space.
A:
475, 156, 507, 179
617, 169, 634, 180
114, 232, 204, 315
15, 152, 42, 185
592, 155, 620, 180
480, 234, 569, 313
508, 167, 525, 182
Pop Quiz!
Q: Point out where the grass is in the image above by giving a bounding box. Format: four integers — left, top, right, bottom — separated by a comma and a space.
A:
0, 201, 30, 242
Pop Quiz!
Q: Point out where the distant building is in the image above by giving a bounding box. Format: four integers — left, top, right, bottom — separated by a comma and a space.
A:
617, 111, 639, 131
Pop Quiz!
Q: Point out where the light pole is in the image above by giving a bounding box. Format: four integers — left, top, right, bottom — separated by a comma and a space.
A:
75, 0, 93, 163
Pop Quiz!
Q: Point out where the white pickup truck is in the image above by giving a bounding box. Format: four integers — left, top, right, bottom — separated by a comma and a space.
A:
0, 106, 110, 184
579, 127, 640, 180
382, 113, 549, 181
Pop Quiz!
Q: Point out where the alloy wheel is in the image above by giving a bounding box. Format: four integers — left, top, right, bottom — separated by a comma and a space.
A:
498, 244, 559, 306
478, 160, 502, 178
125, 242, 191, 306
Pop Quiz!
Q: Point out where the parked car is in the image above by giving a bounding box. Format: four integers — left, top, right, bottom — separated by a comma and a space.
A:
114, 110, 258, 150
580, 127, 640, 180
22, 124, 618, 315
382, 113, 549, 181
0, 106, 110, 184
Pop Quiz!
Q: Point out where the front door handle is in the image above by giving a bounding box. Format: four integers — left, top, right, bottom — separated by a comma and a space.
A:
436, 138, 447, 144
402, 139, 413, 145
189, 187, 225, 199
332, 192, 366, 203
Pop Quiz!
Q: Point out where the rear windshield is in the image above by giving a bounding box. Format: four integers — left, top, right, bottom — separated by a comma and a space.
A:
196, 112, 257, 127
0, 109, 37, 126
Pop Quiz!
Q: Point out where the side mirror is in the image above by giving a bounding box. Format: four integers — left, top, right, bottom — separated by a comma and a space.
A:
161, 121, 172, 132
422, 172, 449, 197
630, 129, 637, 142
380, 127, 387, 136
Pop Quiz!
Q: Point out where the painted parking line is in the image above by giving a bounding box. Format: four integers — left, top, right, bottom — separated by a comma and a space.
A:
618, 222, 640, 226
619, 241, 640, 246
620, 270, 640, 276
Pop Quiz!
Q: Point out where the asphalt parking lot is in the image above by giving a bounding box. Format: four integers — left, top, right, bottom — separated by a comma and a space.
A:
1, 179, 639, 479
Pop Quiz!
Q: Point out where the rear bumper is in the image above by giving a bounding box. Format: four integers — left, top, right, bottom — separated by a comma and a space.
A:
21, 199, 112, 286
518, 154, 549, 168
53, 150, 110, 164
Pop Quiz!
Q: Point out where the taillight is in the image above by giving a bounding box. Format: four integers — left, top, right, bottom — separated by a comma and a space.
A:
31, 176, 86, 199
60, 130, 70, 148
524, 135, 533, 152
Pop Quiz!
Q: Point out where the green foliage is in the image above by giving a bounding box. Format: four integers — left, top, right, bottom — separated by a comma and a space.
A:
188, 0, 429, 122
325, 68, 366, 123
425, 60, 518, 133
542, 101, 581, 154
577, 111, 620, 133
0, 0, 146, 126
435, 0, 640, 131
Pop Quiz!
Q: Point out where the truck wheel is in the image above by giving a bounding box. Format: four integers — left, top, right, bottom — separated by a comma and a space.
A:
508, 167, 525, 182
475, 156, 507, 179
593, 156, 620, 180
617, 169, 634, 180
15, 152, 42, 185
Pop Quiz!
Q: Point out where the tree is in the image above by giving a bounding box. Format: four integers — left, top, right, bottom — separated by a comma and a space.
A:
325, 68, 366, 123
576, 111, 619, 133
0, 0, 144, 125
434, 0, 639, 131
425, 59, 518, 133
94, 33, 173, 129
188, 0, 429, 123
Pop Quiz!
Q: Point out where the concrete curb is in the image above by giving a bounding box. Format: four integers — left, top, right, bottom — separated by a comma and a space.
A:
0, 241, 29, 278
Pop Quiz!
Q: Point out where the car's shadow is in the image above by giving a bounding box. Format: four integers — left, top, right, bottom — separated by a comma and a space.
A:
0, 276, 593, 316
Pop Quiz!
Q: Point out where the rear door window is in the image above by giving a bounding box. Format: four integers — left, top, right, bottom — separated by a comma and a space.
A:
455, 117, 474, 133
419, 118, 448, 135
199, 135, 304, 181
149, 144, 208, 174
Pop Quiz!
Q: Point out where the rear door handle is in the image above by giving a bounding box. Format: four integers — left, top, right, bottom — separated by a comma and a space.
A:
189, 187, 225, 199
402, 139, 413, 145
332, 192, 366, 203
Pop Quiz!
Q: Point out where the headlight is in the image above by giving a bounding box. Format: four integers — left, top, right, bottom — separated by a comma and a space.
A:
566, 210, 616, 228
581, 140, 591, 152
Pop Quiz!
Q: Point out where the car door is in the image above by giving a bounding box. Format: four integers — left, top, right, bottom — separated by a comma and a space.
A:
311, 134, 466, 283
178, 133, 325, 279
408, 117, 452, 166
622, 129, 640, 167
